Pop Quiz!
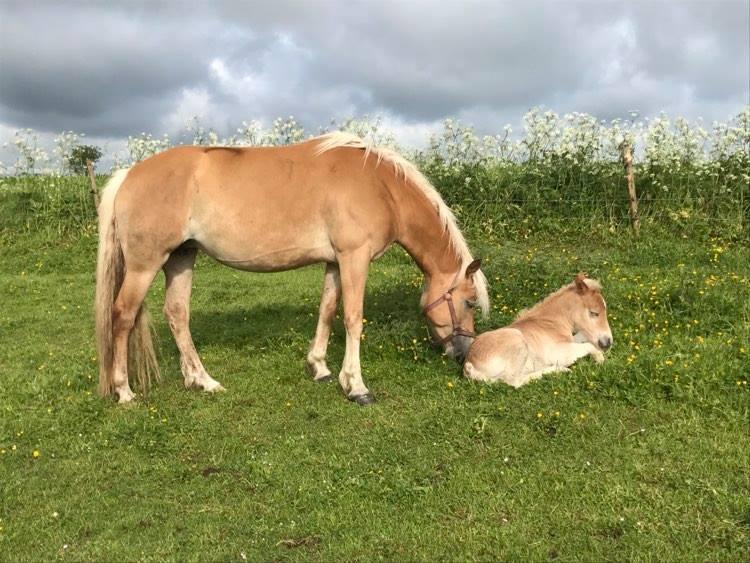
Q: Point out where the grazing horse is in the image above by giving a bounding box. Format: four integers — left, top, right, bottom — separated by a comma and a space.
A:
95, 133, 489, 405
463, 274, 612, 387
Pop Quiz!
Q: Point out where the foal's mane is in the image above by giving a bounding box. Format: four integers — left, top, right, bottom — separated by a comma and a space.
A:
314, 132, 489, 316
515, 278, 602, 321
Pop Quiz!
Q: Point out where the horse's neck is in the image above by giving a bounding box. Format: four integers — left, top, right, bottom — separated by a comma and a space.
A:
394, 187, 462, 287
516, 292, 574, 334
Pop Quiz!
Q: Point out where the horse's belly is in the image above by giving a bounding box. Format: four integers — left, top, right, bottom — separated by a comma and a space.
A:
190, 219, 336, 272
213, 244, 336, 272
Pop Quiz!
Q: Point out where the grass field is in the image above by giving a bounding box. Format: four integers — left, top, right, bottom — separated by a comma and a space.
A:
0, 176, 748, 561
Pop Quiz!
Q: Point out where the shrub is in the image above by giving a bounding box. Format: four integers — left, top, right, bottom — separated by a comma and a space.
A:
67, 145, 102, 175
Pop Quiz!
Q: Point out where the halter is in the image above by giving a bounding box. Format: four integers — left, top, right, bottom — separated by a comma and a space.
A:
423, 287, 476, 345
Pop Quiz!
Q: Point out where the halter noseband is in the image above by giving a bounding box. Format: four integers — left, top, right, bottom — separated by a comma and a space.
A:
423, 287, 475, 345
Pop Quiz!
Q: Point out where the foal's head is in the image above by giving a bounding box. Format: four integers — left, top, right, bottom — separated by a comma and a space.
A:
422, 259, 483, 363
570, 273, 613, 350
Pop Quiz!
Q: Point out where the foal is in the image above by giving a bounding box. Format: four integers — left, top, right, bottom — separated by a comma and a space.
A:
463, 274, 612, 387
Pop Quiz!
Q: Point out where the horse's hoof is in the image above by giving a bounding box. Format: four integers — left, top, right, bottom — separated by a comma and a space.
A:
186, 375, 224, 392
116, 389, 135, 404
314, 374, 334, 383
349, 392, 375, 406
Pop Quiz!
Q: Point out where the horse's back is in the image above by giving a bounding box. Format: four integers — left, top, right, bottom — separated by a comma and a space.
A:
192, 143, 397, 266
114, 142, 398, 271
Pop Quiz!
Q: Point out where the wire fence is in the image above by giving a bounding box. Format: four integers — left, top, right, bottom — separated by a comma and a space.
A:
0, 162, 747, 240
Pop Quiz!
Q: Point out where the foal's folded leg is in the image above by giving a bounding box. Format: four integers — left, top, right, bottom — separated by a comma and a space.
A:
547, 342, 604, 369
511, 366, 571, 388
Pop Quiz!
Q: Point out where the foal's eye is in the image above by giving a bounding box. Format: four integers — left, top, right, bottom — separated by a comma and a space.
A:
589, 310, 599, 318
466, 299, 477, 309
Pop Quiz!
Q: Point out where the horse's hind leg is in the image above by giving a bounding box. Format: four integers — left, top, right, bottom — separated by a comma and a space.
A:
163, 247, 224, 393
112, 269, 159, 403
306, 263, 341, 382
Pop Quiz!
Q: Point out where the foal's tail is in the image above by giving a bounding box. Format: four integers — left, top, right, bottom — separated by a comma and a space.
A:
95, 169, 160, 397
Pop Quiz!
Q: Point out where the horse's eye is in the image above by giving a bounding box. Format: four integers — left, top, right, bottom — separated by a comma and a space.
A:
466, 299, 477, 309
589, 310, 599, 318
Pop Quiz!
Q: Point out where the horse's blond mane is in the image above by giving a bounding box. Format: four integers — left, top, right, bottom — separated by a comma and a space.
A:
515, 278, 602, 321
314, 131, 489, 316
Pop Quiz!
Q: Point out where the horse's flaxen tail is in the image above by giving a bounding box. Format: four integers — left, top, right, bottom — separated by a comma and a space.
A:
95, 169, 160, 397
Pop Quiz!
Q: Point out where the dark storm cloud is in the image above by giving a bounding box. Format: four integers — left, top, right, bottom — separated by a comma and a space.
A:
0, 1, 268, 134
0, 0, 747, 141
293, 3, 594, 118
610, 1, 748, 95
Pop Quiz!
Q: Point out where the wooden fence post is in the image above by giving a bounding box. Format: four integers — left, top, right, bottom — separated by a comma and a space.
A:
620, 141, 640, 234
86, 160, 101, 211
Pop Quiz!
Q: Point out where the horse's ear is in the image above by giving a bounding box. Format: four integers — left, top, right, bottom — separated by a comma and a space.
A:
574, 272, 588, 294
465, 259, 482, 278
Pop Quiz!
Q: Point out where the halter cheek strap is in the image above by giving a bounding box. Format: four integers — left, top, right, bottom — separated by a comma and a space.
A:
423, 288, 476, 345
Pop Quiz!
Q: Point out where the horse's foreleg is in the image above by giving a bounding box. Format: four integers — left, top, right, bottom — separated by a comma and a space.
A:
163, 248, 224, 393
111, 269, 158, 403
337, 250, 373, 405
307, 263, 341, 382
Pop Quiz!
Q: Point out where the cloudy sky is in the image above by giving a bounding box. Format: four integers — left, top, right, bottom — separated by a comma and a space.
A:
0, 0, 748, 162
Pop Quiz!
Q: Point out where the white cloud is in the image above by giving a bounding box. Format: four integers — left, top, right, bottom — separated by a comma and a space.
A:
379, 114, 443, 149
161, 87, 222, 137
210, 59, 267, 101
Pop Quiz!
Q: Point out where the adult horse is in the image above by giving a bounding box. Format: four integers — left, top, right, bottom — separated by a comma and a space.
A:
95, 133, 489, 405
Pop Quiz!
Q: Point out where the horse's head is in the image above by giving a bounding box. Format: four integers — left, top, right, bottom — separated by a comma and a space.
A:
422, 259, 483, 363
571, 273, 613, 351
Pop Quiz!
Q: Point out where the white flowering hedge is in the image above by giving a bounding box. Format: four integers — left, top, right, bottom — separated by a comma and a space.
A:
2, 108, 747, 174
1, 108, 747, 235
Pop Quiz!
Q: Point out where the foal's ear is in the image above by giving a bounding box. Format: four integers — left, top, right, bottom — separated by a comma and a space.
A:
465, 259, 482, 278
574, 272, 588, 294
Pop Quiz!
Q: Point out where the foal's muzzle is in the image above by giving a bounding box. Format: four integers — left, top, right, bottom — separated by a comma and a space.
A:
598, 336, 613, 350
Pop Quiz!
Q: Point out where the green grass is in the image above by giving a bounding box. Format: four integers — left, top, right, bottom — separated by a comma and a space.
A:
0, 177, 748, 561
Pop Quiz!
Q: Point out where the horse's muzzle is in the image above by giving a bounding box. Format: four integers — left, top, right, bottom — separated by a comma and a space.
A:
450, 334, 473, 364
598, 336, 613, 350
